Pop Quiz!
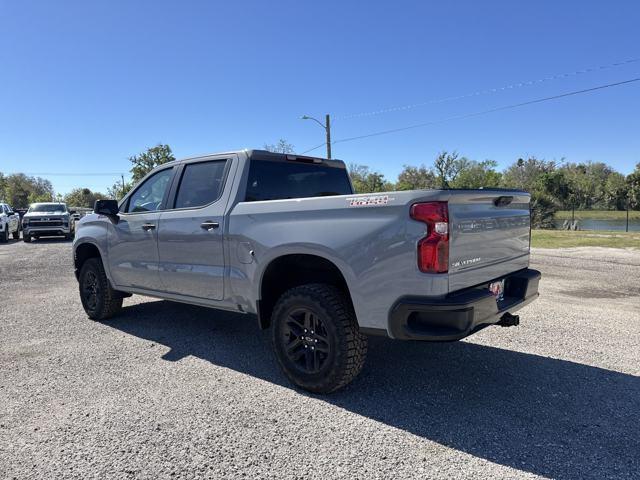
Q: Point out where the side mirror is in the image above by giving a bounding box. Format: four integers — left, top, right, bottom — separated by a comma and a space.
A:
94, 199, 119, 216
69, 210, 77, 215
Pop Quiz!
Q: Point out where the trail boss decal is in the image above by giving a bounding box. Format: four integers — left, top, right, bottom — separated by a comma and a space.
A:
347, 195, 392, 207
451, 257, 482, 269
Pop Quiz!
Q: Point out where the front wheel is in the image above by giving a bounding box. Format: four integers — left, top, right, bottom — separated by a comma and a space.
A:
0, 228, 7, 243
271, 283, 367, 394
79, 258, 123, 320
23, 233, 31, 243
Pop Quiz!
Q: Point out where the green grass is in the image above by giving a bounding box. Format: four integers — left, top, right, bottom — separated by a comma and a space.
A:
531, 229, 640, 249
555, 210, 640, 220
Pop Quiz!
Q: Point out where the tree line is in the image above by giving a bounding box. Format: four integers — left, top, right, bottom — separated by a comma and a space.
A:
348, 152, 640, 228
2, 142, 638, 230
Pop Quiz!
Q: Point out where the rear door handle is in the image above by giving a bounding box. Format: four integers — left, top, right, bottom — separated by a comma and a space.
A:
141, 223, 156, 231
201, 221, 219, 231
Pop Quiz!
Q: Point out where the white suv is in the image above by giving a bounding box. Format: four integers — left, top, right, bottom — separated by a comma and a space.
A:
0, 203, 20, 242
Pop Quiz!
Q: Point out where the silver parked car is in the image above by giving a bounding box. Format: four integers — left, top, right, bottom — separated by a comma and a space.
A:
73, 150, 540, 393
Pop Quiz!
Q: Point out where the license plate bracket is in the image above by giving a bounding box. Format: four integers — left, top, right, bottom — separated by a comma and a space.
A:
489, 279, 505, 302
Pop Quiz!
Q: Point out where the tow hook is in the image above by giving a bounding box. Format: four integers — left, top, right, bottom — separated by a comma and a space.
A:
498, 312, 520, 327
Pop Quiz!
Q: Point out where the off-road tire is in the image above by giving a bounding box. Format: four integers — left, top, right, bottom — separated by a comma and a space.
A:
79, 257, 123, 320
271, 283, 367, 394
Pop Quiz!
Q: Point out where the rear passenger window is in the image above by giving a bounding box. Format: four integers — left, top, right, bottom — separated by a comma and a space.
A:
174, 160, 227, 209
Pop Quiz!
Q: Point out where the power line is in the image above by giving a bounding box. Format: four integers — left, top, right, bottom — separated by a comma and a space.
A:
301, 77, 640, 154
301, 142, 328, 155
334, 57, 640, 120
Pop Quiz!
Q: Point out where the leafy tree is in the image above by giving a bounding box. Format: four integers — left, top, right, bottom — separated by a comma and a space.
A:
603, 172, 629, 211
452, 159, 502, 189
627, 162, 640, 209
130, 144, 175, 183
502, 157, 560, 229
106, 180, 133, 200
530, 194, 557, 229
396, 164, 436, 190
535, 170, 571, 207
264, 139, 295, 154
64, 188, 106, 208
433, 151, 462, 188
1, 173, 54, 208
348, 164, 394, 193
559, 162, 613, 210
502, 157, 556, 191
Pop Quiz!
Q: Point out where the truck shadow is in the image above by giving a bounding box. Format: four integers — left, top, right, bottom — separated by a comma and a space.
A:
105, 300, 639, 480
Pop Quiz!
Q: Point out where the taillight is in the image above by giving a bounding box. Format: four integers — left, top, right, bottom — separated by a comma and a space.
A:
410, 201, 449, 273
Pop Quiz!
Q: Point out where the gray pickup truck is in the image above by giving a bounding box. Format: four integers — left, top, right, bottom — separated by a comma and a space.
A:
73, 150, 540, 393
22, 202, 75, 242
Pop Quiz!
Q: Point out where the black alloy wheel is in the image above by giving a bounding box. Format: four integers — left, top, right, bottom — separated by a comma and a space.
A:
78, 258, 123, 320
282, 307, 332, 374
272, 283, 367, 394
82, 270, 100, 312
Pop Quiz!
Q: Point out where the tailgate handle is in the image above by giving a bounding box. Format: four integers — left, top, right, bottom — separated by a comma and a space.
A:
494, 196, 514, 207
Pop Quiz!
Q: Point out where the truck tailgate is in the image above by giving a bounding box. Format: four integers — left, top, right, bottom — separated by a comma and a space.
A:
447, 190, 531, 292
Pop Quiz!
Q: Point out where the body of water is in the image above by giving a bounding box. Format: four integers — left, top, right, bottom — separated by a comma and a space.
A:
554, 218, 640, 232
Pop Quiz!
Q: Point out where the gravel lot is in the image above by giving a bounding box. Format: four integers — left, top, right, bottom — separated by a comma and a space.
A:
1, 238, 639, 479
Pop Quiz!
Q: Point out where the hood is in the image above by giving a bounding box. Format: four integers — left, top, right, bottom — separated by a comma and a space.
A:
24, 210, 69, 218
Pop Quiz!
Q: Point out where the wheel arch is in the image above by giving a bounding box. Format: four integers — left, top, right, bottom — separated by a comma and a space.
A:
74, 242, 104, 280
257, 253, 356, 330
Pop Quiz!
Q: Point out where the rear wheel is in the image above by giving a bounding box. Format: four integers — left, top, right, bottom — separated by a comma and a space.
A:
79, 257, 123, 320
271, 283, 367, 394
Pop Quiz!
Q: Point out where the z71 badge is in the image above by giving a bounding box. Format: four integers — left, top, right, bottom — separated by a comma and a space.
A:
347, 195, 391, 207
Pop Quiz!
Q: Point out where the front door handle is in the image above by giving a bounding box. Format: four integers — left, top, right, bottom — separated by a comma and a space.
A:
141, 223, 156, 231
200, 221, 219, 231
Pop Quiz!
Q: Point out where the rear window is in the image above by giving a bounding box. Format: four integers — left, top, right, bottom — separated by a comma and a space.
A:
245, 160, 352, 202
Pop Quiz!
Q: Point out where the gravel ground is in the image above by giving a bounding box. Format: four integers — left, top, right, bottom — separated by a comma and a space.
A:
1, 238, 638, 479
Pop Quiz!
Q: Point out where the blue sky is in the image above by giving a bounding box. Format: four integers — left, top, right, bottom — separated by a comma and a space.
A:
1, 0, 639, 194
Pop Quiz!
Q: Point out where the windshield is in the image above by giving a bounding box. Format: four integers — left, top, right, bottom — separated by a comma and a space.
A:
28, 204, 68, 213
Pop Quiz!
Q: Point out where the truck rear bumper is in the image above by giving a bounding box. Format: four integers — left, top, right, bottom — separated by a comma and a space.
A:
388, 268, 541, 341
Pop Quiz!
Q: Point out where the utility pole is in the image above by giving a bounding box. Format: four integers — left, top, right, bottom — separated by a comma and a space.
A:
325, 114, 331, 159
301, 114, 332, 159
